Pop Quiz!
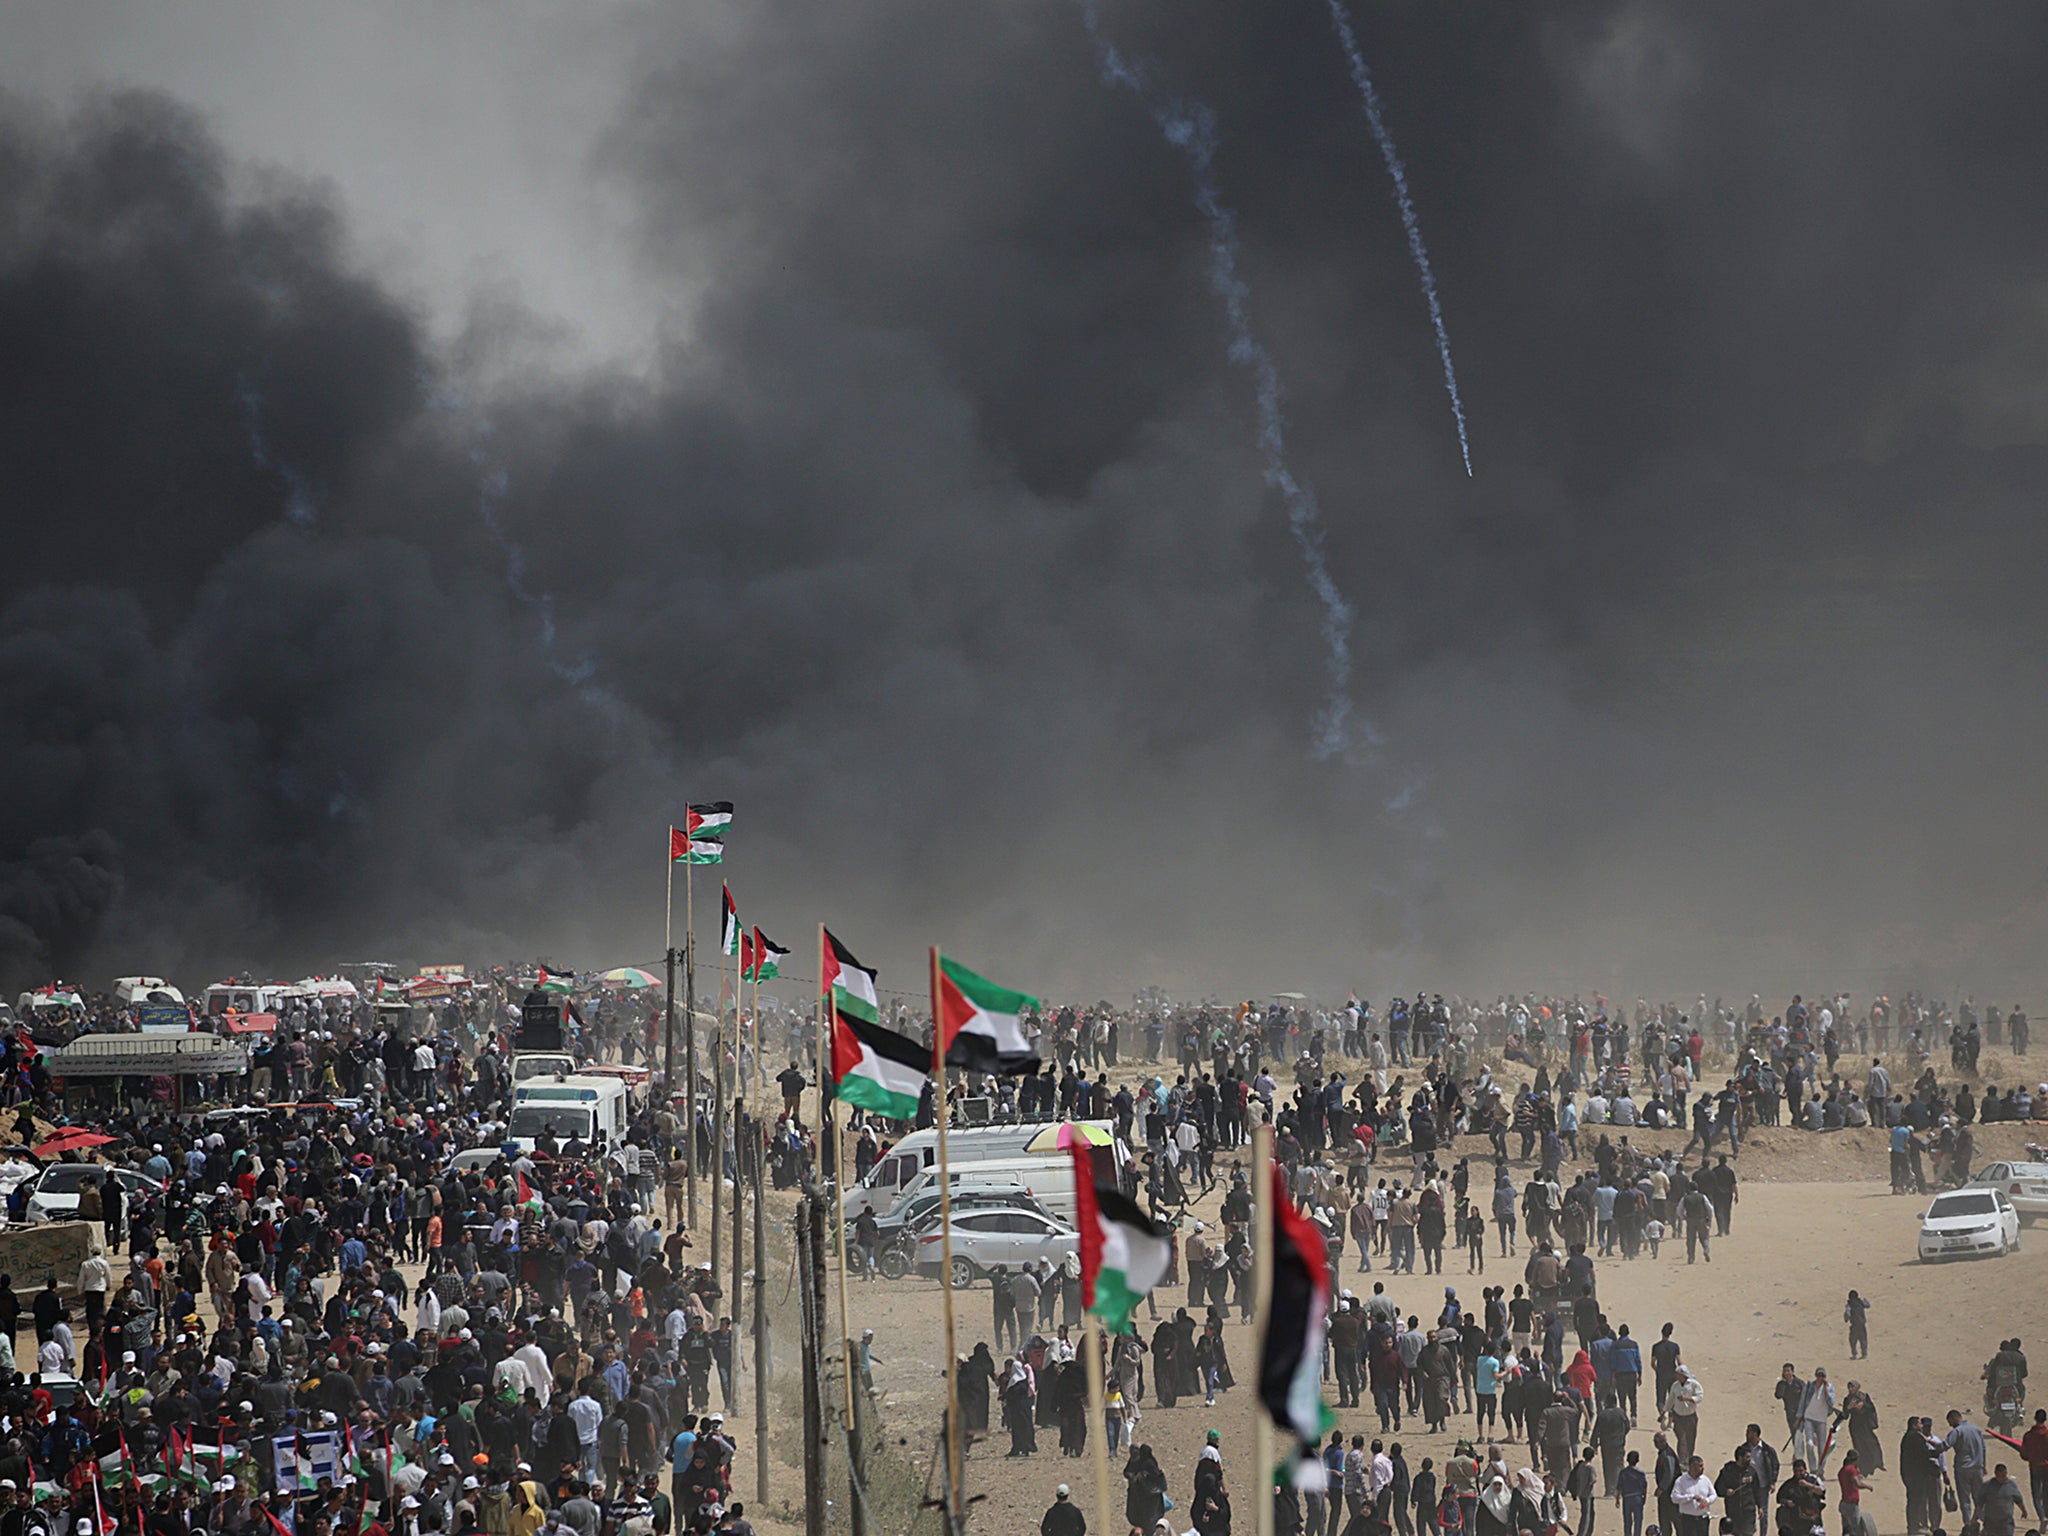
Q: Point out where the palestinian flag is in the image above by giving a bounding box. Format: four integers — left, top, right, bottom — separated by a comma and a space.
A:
536, 966, 575, 995
1259, 1163, 1336, 1451
721, 885, 741, 957
669, 826, 724, 865
821, 928, 880, 1027
1072, 1141, 1172, 1333
751, 928, 789, 982
936, 953, 1041, 1074
824, 929, 923, 1118
739, 931, 756, 982
686, 801, 733, 839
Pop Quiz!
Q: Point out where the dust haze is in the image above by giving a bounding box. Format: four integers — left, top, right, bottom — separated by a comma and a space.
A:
3, 1, 2047, 1003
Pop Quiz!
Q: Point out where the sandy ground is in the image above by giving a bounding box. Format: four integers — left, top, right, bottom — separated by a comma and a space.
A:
778, 1115, 2048, 1536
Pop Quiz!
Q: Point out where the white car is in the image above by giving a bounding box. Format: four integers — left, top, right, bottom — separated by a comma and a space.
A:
1918, 1188, 2021, 1261
446, 1147, 518, 1176
24, 1165, 161, 1224
1968, 1161, 2048, 1224
916, 1206, 1078, 1288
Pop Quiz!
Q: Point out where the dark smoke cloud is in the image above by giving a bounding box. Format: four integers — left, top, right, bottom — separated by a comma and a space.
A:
6, 4, 2048, 1004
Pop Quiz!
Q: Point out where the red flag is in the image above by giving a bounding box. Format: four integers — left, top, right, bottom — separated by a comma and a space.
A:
668, 826, 689, 862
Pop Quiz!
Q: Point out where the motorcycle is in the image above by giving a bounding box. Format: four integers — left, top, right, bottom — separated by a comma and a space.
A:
1989, 1388, 2024, 1433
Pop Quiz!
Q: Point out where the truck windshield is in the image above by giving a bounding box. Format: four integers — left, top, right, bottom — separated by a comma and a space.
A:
509, 1106, 594, 1142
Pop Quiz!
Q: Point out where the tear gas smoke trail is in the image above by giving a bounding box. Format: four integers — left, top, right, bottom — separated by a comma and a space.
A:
1323, 0, 1473, 478
1079, 3, 1357, 757
236, 379, 317, 524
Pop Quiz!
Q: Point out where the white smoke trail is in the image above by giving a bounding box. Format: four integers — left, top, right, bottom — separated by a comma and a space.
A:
236, 378, 317, 524
1323, 0, 1473, 477
1079, 4, 1356, 757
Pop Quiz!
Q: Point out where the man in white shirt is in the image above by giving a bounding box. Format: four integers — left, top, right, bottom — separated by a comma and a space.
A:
1672, 1454, 1718, 1536
565, 1389, 603, 1483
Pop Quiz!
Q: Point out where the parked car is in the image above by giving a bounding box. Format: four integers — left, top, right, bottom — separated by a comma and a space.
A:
24, 1164, 161, 1225
1917, 1188, 2021, 1261
1966, 1161, 2048, 1224
915, 1205, 1078, 1288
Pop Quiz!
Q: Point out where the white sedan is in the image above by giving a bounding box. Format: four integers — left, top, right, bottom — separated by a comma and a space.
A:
24, 1164, 161, 1224
916, 1207, 1078, 1288
1968, 1161, 2048, 1224
1918, 1188, 2021, 1261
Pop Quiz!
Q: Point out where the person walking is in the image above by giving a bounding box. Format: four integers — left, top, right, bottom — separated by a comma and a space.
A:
1616, 1452, 1648, 1536
1978, 1462, 2030, 1536
1661, 1366, 1704, 1464
1672, 1455, 1718, 1536
1943, 1407, 1988, 1527
1843, 1292, 1871, 1359
2019, 1408, 2048, 1531
1836, 1452, 1870, 1536
1569, 1447, 1599, 1536
1795, 1369, 1836, 1468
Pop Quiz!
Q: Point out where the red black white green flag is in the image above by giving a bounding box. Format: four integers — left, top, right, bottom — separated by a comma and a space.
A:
1258, 1162, 1336, 1452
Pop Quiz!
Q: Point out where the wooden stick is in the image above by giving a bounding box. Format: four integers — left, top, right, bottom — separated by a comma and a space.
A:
930, 947, 965, 1536
1083, 1317, 1112, 1536
1253, 1119, 1276, 1536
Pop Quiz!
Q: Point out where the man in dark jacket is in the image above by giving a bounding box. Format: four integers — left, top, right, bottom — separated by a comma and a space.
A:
1040, 1485, 1086, 1536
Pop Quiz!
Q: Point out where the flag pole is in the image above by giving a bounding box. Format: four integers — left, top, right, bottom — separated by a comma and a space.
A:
1253, 1119, 1276, 1536
818, 930, 858, 1448
750, 943, 771, 1504
711, 892, 727, 1328
665, 831, 677, 1170
1083, 1316, 1112, 1536
931, 947, 965, 1536
685, 850, 698, 1230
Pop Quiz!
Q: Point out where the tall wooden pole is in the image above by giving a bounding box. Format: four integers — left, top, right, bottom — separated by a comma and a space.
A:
685, 856, 698, 1229
752, 952, 771, 1508
732, 1087, 745, 1405
1083, 1320, 1112, 1536
930, 948, 965, 1536
1253, 1121, 1276, 1536
664, 837, 676, 1119
711, 914, 726, 1314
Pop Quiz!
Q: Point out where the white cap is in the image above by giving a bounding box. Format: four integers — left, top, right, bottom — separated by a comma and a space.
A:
1057, 1485, 1071, 1498
463, 1476, 480, 1490
122, 1351, 136, 1363
438, 1455, 457, 1467
400, 1497, 420, 1511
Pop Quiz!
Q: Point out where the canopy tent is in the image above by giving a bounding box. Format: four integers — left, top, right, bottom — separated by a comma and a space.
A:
32, 1128, 118, 1157
1029, 1121, 1117, 1153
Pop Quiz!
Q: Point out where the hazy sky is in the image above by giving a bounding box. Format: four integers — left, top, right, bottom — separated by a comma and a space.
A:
3, 1, 2047, 1005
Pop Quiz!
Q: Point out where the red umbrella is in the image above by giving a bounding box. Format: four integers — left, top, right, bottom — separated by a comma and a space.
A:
32, 1128, 117, 1157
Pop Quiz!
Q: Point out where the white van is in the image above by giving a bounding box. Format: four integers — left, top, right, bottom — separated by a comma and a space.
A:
842, 1120, 1119, 1218
510, 1075, 630, 1153
205, 981, 310, 1017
